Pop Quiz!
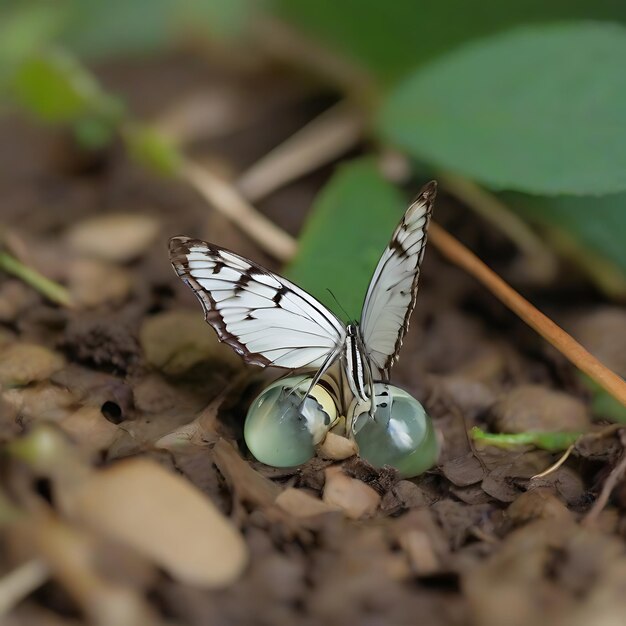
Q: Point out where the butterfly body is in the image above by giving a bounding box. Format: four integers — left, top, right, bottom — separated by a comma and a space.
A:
169, 181, 436, 427
343, 323, 372, 406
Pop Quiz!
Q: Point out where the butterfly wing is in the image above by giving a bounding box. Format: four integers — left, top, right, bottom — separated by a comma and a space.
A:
359, 181, 436, 380
169, 237, 346, 370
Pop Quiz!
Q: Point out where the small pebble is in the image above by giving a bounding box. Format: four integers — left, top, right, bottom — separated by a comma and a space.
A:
322, 466, 381, 520
317, 432, 358, 461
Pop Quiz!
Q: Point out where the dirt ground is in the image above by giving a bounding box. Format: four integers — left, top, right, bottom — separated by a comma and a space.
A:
1, 55, 626, 626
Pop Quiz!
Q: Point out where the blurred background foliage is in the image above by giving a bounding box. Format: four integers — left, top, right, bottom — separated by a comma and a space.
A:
1, 0, 625, 303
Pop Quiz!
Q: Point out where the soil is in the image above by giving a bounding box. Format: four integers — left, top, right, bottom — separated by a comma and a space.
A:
1, 54, 626, 626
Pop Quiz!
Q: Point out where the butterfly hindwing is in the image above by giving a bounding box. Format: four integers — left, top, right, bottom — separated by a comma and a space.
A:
169, 237, 346, 370
359, 181, 436, 380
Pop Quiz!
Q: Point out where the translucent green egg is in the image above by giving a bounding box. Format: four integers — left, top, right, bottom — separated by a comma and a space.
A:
244, 375, 338, 467
352, 383, 439, 478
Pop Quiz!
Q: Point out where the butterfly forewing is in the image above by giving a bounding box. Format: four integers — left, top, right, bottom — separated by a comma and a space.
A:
169, 237, 346, 370
359, 181, 436, 380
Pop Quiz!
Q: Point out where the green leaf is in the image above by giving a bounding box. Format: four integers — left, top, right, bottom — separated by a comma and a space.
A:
123, 124, 183, 176
59, 0, 260, 61
0, 1, 66, 89
287, 159, 406, 322
12, 49, 124, 124
181, 0, 263, 40
272, 0, 626, 83
378, 23, 626, 195
506, 191, 626, 297
471, 427, 582, 452
60, 0, 174, 60
579, 375, 626, 423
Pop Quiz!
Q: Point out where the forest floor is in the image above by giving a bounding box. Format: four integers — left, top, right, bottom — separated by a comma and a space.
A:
1, 55, 626, 626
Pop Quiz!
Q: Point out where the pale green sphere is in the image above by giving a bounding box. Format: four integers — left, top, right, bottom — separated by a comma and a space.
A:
244, 375, 338, 467
352, 383, 439, 478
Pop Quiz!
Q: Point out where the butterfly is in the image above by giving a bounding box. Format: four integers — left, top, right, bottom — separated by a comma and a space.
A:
169, 181, 436, 414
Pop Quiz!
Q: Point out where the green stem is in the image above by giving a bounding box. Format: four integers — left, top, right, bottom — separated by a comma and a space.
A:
470, 426, 582, 452
0, 251, 73, 308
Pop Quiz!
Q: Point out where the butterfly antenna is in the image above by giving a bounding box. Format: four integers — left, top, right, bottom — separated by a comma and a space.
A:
326, 289, 352, 323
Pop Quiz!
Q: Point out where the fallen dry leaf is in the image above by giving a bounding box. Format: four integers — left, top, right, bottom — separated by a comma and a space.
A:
490, 384, 590, 433
213, 439, 281, 508
0, 343, 64, 387
394, 509, 450, 576
2, 383, 76, 425
441, 452, 485, 487
66, 214, 160, 264
59, 407, 120, 455
68, 259, 132, 308
0, 280, 37, 323
507, 488, 573, 525
140, 310, 242, 376
11, 513, 159, 626
275, 488, 340, 518
64, 457, 248, 588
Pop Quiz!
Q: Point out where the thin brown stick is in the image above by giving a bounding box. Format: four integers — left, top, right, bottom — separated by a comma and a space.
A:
238, 102, 364, 203
531, 444, 575, 480
428, 223, 626, 407
582, 430, 626, 526
0, 558, 49, 616
180, 159, 297, 262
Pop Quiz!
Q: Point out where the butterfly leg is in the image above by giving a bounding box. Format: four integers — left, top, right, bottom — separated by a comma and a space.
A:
300, 347, 343, 406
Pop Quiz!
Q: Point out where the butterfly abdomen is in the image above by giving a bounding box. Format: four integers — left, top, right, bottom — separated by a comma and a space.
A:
344, 324, 370, 404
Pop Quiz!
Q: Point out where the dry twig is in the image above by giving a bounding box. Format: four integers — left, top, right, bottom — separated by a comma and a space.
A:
531, 444, 575, 480
180, 159, 297, 262
0, 558, 49, 617
238, 101, 365, 203
428, 223, 626, 408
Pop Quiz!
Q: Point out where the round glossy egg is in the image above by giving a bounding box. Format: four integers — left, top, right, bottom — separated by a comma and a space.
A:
244, 375, 338, 467
352, 383, 439, 478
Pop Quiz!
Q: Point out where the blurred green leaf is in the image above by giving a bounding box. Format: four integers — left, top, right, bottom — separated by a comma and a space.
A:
287, 159, 406, 322
60, 0, 175, 60
12, 49, 124, 124
182, 0, 262, 40
123, 124, 183, 176
73, 117, 117, 150
580, 375, 626, 423
378, 23, 626, 195
0, 1, 66, 89
506, 192, 626, 297
273, 0, 626, 83
471, 426, 582, 451
59, 0, 259, 61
